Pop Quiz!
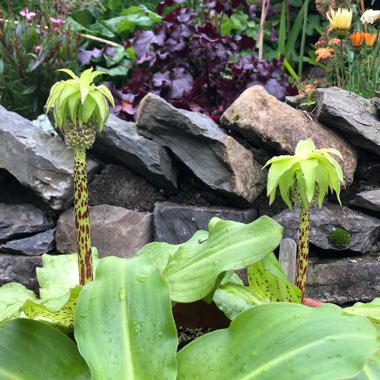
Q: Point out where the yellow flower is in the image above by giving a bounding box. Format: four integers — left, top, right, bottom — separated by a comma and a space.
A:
326, 8, 353, 34
315, 47, 334, 61
361, 9, 380, 24
364, 32, 377, 47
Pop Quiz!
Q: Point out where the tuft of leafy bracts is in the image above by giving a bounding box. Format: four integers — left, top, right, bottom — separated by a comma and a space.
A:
263, 139, 344, 210
46, 68, 115, 149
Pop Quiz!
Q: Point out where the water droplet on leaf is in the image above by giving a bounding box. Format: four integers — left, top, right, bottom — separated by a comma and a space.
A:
118, 288, 125, 301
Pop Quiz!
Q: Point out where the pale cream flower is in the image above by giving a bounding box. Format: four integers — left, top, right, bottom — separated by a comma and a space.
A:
361, 9, 380, 24
326, 8, 353, 33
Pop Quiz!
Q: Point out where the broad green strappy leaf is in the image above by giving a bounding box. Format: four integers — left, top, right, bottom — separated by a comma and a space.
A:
177, 303, 379, 380
0, 319, 90, 379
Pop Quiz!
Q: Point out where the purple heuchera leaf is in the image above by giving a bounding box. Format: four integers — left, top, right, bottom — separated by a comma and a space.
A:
132, 30, 156, 62
264, 79, 287, 100
77, 47, 103, 65
153, 68, 193, 99
105, 47, 116, 57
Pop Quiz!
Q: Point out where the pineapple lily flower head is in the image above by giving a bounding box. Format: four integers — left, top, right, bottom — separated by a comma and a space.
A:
263, 139, 344, 210
45, 68, 115, 148
326, 8, 353, 35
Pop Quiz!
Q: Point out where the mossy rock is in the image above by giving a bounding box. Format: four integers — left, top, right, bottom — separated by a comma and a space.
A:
328, 228, 352, 250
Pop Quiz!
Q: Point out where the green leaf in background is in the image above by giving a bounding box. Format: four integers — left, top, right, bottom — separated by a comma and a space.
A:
0, 282, 81, 331
138, 216, 283, 303
284, 0, 307, 62
344, 298, 380, 323
88, 22, 116, 38
37, 249, 99, 300
0, 282, 37, 325
0, 319, 90, 379
75, 255, 178, 380
177, 303, 379, 380
247, 252, 301, 303
213, 253, 301, 319
213, 282, 264, 320
278, 1, 286, 55
96, 64, 130, 77
0, 250, 99, 328
22, 286, 82, 332
137, 230, 208, 273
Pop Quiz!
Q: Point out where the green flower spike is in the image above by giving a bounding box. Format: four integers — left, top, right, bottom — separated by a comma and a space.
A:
46, 68, 114, 286
263, 138, 344, 299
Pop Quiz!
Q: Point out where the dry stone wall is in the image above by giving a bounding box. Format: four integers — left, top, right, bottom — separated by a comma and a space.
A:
0, 86, 379, 304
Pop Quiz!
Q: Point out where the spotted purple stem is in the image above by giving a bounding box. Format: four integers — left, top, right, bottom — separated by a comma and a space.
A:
74, 147, 93, 285
296, 205, 310, 300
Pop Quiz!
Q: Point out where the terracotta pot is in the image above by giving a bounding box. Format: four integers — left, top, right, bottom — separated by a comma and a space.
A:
302, 298, 324, 307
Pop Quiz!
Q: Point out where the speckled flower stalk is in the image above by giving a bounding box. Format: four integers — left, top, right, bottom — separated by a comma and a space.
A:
46, 68, 114, 285
74, 147, 93, 285
295, 205, 310, 298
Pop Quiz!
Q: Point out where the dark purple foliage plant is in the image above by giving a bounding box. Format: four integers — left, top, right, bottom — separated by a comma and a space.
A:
113, 1, 298, 122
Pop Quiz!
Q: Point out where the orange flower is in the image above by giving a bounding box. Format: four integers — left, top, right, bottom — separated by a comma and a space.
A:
350, 32, 365, 47
329, 38, 341, 45
364, 33, 377, 47
315, 47, 334, 61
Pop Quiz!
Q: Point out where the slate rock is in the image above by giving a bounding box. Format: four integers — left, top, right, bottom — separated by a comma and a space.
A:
371, 96, 380, 118
0, 254, 42, 291
136, 94, 265, 206
0, 203, 55, 242
306, 256, 380, 304
0, 106, 99, 210
56, 204, 152, 258
0, 169, 9, 185
221, 85, 357, 185
0, 229, 56, 255
93, 114, 177, 192
153, 201, 258, 244
351, 189, 380, 213
273, 203, 380, 253
314, 87, 380, 155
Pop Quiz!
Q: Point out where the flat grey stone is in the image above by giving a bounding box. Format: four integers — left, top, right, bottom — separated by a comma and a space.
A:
93, 114, 177, 191
0, 254, 42, 291
0, 229, 56, 255
0, 203, 55, 242
0, 106, 99, 210
153, 201, 258, 244
351, 189, 380, 214
136, 94, 265, 206
56, 204, 152, 258
307, 256, 380, 304
221, 85, 357, 185
315, 87, 380, 155
273, 203, 380, 253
